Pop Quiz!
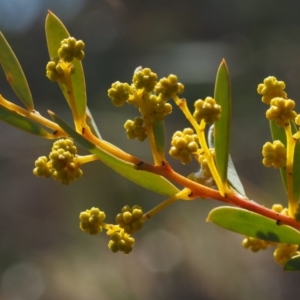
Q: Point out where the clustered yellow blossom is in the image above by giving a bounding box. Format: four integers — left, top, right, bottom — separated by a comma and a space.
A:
262, 140, 286, 168
193, 97, 221, 124
79, 205, 145, 254
107, 68, 184, 141
169, 128, 199, 164
46, 37, 84, 83
116, 205, 144, 234
33, 139, 83, 185
257, 76, 287, 104
79, 207, 106, 235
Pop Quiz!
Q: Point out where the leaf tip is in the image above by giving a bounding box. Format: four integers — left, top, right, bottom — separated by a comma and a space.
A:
47, 110, 54, 117
206, 212, 213, 222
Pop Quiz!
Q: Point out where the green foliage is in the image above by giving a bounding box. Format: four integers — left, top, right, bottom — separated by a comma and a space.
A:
213, 60, 231, 186
1, 11, 300, 271
284, 254, 300, 271
0, 105, 53, 138
152, 120, 166, 155
50, 112, 180, 197
208, 207, 300, 244
0, 32, 33, 111
207, 125, 245, 196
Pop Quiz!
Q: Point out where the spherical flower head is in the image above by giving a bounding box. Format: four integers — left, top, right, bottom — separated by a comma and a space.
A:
193, 97, 221, 124
271, 204, 284, 213
295, 114, 300, 126
155, 74, 184, 101
58, 37, 85, 62
52, 138, 77, 156
33, 156, 52, 178
116, 205, 144, 234
257, 76, 287, 105
146, 94, 173, 121
124, 117, 147, 141
198, 149, 215, 178
242, 236, 275, 252
108, 81, 132, 107
49, 139, 82, 185
169, 128, 199, 164
46, 58, 65, 83
79, 207, 106, 235
50, 150, 83, 185
108, 231, 135, 254
262, 141, 286, 168
273, 243, 299, 266
133, 68, 158, 93
266, 97, 297, 126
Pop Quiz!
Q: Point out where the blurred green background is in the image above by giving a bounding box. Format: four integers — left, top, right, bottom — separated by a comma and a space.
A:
0, 0, 300, 299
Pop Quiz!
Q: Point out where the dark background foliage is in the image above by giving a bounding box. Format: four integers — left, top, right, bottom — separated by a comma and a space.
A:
0, 0, 299, 299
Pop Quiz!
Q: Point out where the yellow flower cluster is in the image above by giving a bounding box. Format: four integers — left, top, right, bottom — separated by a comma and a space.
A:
169, 128, 199, 164
257, 76, 287, 104
242, 236, 275, 252
262, 140, 286, 168
193, 97, 221, 124
124, 117, 147, 141
58, 37, 85, 62
108, 231, 135, 254
116, 205, 144, 234
107, 68, 184, 142
33, 139, 83, 185
273, 244, 299, 266
266, 97, 297, 127
79, 207, 106, 235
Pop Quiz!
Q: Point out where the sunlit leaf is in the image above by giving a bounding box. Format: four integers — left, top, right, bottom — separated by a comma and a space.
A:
207, 125, 245, 196
86, 107, 102, 139
291, 122, 300, 202
284, 255, 300, 271
0, 105, 53, 138
152, 120, 165, 155
207, 206, 300, 244
227, 156, 245, 196
50, 112, 180, 196
214, 59, 231, 185
0, 32, 34, 111
45, 11, 86, 121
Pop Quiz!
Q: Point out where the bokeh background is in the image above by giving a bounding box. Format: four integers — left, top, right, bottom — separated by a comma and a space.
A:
0, 0, 300, 299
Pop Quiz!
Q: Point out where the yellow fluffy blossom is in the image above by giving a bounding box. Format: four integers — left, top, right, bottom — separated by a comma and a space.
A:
132, 68, 158, 92
58, 37, 85, 62
262, 140, 286, 168
79, 207, 106, 235
242, 236, 275, 252
273, 243, 299, 266
155, 74, 184, 100
193, 97, 221, 124
116, 205, 144, 234
108, 231, 135, 254
169, 128, 199, 164
108, 81, 132, 107
257, 76, 287, 105
124, 117, 147, 141
266, 97, 297, 126
33, 139, 83, 185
